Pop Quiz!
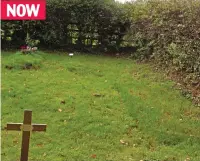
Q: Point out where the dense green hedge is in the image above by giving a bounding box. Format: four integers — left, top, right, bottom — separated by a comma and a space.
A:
1, 0, 129, 51
124, 0, 200, 83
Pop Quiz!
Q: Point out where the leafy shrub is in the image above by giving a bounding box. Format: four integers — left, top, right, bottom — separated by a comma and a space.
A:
1, 0, 129, 50
25, 33, 40, 47
125, 0, 200, 81
5, 52, 44, 70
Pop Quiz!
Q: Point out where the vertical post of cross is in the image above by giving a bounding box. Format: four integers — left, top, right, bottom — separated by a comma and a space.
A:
20, 110, 32, 161
6, 110, 47, 161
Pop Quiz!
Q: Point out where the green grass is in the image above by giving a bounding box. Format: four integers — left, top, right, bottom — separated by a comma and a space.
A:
4, 51, 43, 70
1, 51, 200, 161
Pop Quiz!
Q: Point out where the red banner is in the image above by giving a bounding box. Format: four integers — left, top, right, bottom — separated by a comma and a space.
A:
1, 0, 46, 20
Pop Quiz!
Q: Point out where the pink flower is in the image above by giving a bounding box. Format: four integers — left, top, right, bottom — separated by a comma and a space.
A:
20, 45, 27, 49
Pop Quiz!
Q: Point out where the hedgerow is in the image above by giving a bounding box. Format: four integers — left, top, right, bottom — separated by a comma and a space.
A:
1, 0, 129, 51
124, 0, 200, 101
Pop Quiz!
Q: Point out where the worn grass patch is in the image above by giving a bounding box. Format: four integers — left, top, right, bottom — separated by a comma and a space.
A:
1, 52, 200, 161
4, 51, 44, 70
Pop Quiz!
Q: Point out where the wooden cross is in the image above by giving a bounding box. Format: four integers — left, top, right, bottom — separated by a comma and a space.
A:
5, 110, 47, 161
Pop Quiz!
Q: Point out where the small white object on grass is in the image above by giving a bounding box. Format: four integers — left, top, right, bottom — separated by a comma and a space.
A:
69, 53, 74, 57
32, 47, 38, 51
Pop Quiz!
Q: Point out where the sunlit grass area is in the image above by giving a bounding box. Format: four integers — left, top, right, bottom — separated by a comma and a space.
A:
1, 52, 200, 161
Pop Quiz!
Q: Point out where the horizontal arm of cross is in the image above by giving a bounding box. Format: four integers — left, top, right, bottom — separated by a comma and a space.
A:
5, 123, 47, 132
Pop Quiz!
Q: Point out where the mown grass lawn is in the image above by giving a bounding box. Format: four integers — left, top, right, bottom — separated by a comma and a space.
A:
1, 52, 200, 161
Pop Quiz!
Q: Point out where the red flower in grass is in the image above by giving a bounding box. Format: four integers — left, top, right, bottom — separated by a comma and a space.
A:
20, 45, 27, 49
